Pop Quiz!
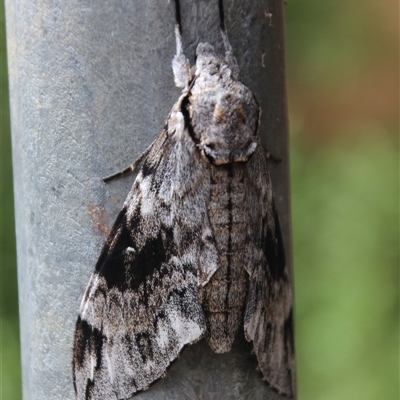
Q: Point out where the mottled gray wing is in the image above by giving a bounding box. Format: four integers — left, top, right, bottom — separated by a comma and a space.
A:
73, 108, 219, 400
243, 147, 295, 398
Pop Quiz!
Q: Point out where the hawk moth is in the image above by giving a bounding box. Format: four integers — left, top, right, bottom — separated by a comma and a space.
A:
73, 0, 295, 398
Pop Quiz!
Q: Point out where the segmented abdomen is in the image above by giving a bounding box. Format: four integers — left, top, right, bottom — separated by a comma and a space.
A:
199, 164, 248, 353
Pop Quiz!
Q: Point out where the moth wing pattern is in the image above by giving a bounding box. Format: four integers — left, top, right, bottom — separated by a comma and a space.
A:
243, 146, 295, 397
73, 105, 219, 400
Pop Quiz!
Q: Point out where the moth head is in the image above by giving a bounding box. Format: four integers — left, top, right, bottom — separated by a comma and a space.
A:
188, 44, 260, 165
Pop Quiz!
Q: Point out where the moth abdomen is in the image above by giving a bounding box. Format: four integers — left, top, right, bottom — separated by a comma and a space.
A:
200, 163, 249, 353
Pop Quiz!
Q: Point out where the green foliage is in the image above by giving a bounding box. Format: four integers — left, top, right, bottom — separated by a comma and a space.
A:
0, 1, 21, 399
291, 135, 398, 399
285, 0, 398, 398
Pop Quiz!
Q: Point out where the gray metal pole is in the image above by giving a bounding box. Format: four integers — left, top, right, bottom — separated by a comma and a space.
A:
6, 0, 293, 399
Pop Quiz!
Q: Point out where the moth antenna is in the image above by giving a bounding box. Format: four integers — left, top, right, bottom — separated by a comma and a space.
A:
218, 0, 239, 78
174, 0, 182, 34
174, 0, 183, 54
218, 0, 231, 53
172, 0, 191, 88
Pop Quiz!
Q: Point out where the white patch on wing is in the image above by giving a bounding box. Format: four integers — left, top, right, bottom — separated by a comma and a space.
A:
139, 178, 154, 215
105, 347, 115, 383
156, 319, 170, 350
80, 273, 99, 317
90, 355, 95, 381
175, 113, 185, 139
168, 309, 203, 346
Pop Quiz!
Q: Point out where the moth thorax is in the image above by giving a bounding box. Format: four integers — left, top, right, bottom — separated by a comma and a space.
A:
192, 92, 259, 165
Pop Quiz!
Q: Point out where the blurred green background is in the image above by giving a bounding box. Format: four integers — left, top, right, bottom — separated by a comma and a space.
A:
0, 0, 398, 399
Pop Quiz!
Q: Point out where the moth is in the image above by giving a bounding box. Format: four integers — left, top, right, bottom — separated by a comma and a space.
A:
73, 0, 295, 399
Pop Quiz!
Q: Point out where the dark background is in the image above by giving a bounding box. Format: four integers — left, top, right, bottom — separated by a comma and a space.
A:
1, 0, 398, 398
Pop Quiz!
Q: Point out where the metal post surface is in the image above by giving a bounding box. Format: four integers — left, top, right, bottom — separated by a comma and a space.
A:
6, 0, 293, 399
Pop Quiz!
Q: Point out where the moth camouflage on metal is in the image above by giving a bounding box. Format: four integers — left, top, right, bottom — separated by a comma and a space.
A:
72, 0, 295, 398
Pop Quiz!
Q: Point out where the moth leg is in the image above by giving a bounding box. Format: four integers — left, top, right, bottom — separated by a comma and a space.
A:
172, 0, 191, 88
264, 150, 282, 164
102, 141, 153, 182
218, 0, 239, 79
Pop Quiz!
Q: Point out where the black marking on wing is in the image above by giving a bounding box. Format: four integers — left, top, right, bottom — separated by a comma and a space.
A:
94, 207, 176, 294
74, 317, 105, 370
263, 322, 273, 352
181, 95, 198, 144
141, 161, 157, 179
264, 205, 286, 280
132, 231, 167, 290
94, 209, 135, 290
135, 332, 153, 363
284, 307, 295, 378
254, 102, 260, 138
85, 378, 94, 400
95, 209, 127, 271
